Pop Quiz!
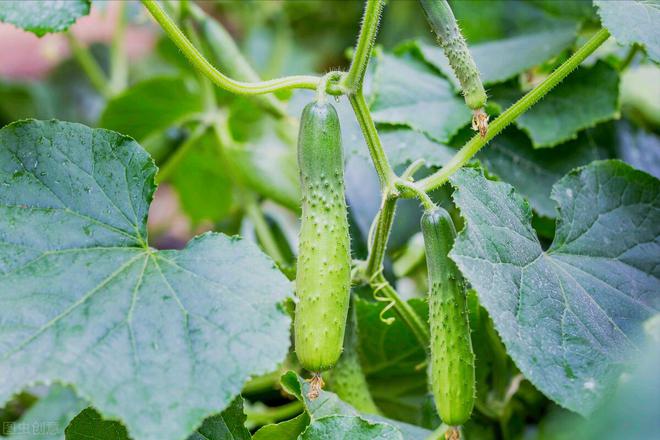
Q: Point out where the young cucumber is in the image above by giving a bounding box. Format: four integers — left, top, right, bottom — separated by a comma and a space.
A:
421, 207, 475, 426
295, 101, 351, 373
419, 0, 487, 110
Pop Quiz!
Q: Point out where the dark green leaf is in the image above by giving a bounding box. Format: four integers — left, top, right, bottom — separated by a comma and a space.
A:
65, 408, 128, 440
514, 62, 620, 148
595, 0, 660, 63
417, 26, 577, 86
0, 120, 291, 440
0, 0, 90, 36
370, 52, 471, 143
253, 413, 310, 440
450, 161, 660, 414
478, 128, 609, 217
99, 77, 204, 141
299, 415, 401, 440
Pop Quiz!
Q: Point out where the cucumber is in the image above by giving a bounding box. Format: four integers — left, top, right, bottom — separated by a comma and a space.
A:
294, 101, 351, 374
421, 207, 475, 426
419, 0, 487, 110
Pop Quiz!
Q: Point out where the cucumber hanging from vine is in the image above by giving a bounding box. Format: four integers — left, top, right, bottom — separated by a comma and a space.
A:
421, 207, 475, 428
419, 0, 489, 136
294, 97, 351, 397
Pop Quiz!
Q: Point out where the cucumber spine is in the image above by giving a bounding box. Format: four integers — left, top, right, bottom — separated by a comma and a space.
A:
421, 207, 475, 426
419, 0, 487, 110
294, 101, 351, 373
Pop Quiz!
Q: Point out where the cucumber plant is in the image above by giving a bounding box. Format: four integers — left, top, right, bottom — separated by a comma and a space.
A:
0, 1, 658, 440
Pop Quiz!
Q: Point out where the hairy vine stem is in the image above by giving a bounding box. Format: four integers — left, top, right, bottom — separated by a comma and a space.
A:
416, 28, 611, 192
65, 32, 112, 98
141, 0, 321, 96
343, 0, 385, 92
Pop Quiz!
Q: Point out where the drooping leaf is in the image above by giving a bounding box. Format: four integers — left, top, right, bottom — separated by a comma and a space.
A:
477, 128, 609, 217
0, 120, 291, 440
98, 77, 204, 142
449, 161, 660, 414
417, 25, 578, 86
513, 62, 620, 148
370, 52, 471, 143
8, 386, 86, 440
595, 0, 660, 63
0, 0, 90, 36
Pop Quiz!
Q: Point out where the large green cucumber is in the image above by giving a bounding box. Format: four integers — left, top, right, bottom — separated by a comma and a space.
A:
421, 207, 475, 426
294, 101, 351, 373
419, 0, 487, 110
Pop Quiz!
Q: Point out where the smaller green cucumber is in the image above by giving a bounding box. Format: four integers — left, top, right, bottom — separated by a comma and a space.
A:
421, 207, 475, 426
419, 0, 487, 110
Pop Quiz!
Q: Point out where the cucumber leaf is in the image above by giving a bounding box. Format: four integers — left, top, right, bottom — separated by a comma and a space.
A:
513, 62, 620, 148
275, 372, 430, 440
595, 0, 660, 63
0, 120, 291, 440
478, 128, 609, 218
449, 161, 660, 414
99, 77, 204, 142
0, 0, 90, 36
8, 386, 86, 440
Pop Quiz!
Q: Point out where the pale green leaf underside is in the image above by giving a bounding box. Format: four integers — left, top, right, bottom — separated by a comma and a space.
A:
595, 0, 660, 63
0, 0, 90, 36
370, 52, 471, 143
450, 161, 659, 414
0, 120, 291, 440
9, 385, 86, 440
418, 25, 578, 86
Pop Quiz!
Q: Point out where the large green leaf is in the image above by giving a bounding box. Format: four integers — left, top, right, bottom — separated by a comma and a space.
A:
0, 1, 90, 36
449, 161, 659, 414
8, 386, 86, 440
417, 25, 577, 86
98, 77, 204, 142
370, 52, 471, 143
513, 62, 620, 148
478, 128, 608, 218
0, 120, 291, 440
595, 0, 660, 63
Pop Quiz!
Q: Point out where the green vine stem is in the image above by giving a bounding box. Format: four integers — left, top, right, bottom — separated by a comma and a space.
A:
348, 90, 396, 188
141, 0, 321, 96
65, 32, 112, 98
416, 27, 611, 192
343, 0, 385, 92
244, 195, 291, 277
366, 196, 397, 277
